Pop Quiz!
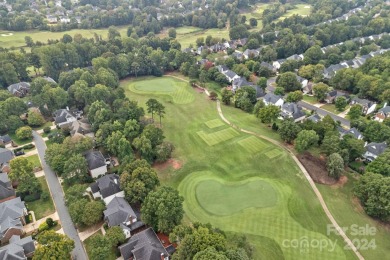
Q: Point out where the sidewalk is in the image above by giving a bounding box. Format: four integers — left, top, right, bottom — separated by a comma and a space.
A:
78, 222, 104, 241
22, 149, 38, 157
34, 170, 45, 177
23, 211, 59, 233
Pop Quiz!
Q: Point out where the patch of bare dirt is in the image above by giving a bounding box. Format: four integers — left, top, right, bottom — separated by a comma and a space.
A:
153, 159, 182, 171
297, 152, 338, 185
331, 175, 348, 188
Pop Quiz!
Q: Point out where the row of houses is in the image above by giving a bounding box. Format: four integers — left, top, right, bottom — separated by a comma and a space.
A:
86, 173, 174, 259
263, 93, 306, 122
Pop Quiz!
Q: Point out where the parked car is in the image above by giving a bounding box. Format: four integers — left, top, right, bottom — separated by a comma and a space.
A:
14, 150, 25, 156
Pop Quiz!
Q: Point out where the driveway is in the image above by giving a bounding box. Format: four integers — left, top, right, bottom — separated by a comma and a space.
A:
33, 131, 87, 260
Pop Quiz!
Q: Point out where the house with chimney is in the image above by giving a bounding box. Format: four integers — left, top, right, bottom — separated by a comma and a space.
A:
374, 106, 390, 122
0, 235, 35, 259
350, 97, 377, 115
280, 103, 306, 122
87, 174, 124, 205
53, 109, 77, 127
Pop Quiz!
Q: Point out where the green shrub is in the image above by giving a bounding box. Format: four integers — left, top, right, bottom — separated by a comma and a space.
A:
41, 192, 49, 201
43, 126, 51, 134
24, 193, 40, 202
38, 222, 49, 232
46, 218, 55, 227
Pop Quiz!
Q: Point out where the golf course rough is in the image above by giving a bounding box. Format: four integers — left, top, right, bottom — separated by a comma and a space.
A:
124, 76, 352, 260
127, 77, 194, 104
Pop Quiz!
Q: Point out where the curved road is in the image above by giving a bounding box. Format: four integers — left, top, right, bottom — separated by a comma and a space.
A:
33, 131, 87, 260
216, 101, 363, 260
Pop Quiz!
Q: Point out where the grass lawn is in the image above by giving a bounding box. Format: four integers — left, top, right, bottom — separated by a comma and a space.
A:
9, 133, 33, 146
322, 103, 342, 114
276, 4, 312, 21
121, 76, 357, 260
26, 177, 55, 220
25, 154, 41, 168
84, 231, 117, 260
0, 26, 128, 49
303, 95, 319, 104
31, 121, 53, 131
317, 171, 390, 260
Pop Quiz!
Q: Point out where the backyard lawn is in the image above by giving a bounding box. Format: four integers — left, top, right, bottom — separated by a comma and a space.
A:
322, 103, 343, 114
9, 133, 33, 146
26, 177, 55, 220
121, 76, 356, 260
303, 95, 319, 104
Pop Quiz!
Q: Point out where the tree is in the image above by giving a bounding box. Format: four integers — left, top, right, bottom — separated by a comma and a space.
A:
285, 91, 303, 103
106, 131, 133, 160
249, 18, 257, 27
276, 72, 301, 92
229, 24, 249, 40
82, 201, 105, 226
257, 77, 267, 90
348, 104, 362, 120
221, 88, 233, 105
88, 234, 111, 260
295, 130, 319, 153
24, 36, 34, 47
335, 96, 347, 111
156, 102, 166, 125
340, 135, 365, 162
142, 186, 184, 233
366, 150, 390, 176
146, 98, 159, 119
354, 172, 390, 221
120, 166, 160, 204
312, 83, 329, 102
108, 26, 121, 40
278, 119, 301, 144
321, 133, 340, 155
194, 247, 228, 260
155, 142, 175, 162
106, 226, 126, 247
257, 105, 280, 124
253, 100, 265, 115
9, 157, 41, 195
274, 87, 285, 96
64, 184, 87, 205
303, 45, 323, 64
327, 153, 344, 179
33, 231, 74, 260
27, 110, 45, 127
62, 154, 88, 184
168, 28, 177, 38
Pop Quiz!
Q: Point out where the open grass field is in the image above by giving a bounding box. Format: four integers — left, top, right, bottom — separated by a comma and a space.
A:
197, 127, 239, 146
277, 4, 312, 21
126, 77, 194, 104
0, 26, 128, 49
122, 75, 357, 260
26, 176, 55, 219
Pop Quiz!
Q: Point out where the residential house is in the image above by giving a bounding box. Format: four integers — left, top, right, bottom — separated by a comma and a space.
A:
53, 109, 77, 127
0, 173, 16, 203
104, 197, 137, 238
197, 46, 207, 55
231, 78, 265, 98
272, 59, 286, 70
46, 15, 57, 23
263, 93, 284, 107
216, 65, 228, 73
0, 148, 14, 174
280, 103, 306, 122
243, 49, 260, 59
374, 106, 390, 122
196, 59, 209, 66
350, 97, 377, 115
296, 75, 308, 88
118, 228, 170, 260
363, 142, 387, 162
323, 64, 348, 79
84, 150, 108, 178
87, 174, 124, 205
222, 70, 240, 83
7, 82, 30, 98
302, 82, 313, 95
0, 135, 12, 146
68, 118, 93, 138
306, 114, 321, 123
231, 51, 244, 60
324, 90, 349, 104
337, 127, 363, 140
209, 43, 225, 53
0, 235, 35, 259
43, 76, 57, 84
182, 48, 193, 54
286, 54, 304, 61
260, 62, 276, 73
0, 197, 28, 244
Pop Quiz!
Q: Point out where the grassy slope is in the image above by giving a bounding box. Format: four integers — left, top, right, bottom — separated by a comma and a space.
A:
0, 26, 128, 49
26, 176, 55, 219
122, 76, 355, 260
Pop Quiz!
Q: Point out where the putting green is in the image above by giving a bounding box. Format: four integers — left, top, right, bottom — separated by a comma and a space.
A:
197, 128, 239, 146
196, 179, 278, 216
265, 148, 283, 159
238, 136, 270, 153
127, 77, 194, 104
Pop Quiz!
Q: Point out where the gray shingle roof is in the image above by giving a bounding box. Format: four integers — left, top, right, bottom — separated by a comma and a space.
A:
0, 173, 15, 201
118, 228, 169, 260
53, 109, 76, 125
0, 135, 12, 144
264, 93, 282, 104
379, 106, 390, 113
344, 128, 363, 139
307, 114, 321, 123
7, 82, 30, 95
84, 151, 106, 170
0, 148, 14, 166
104, 197, 136, 227
91, 174, 121, 198
281, 103, 305, 119
0, 235, 35, 259
365, 142, 387, 156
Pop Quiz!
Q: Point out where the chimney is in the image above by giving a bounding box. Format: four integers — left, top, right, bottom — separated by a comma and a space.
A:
66, 106, 69, 111
160, 253, 165, 260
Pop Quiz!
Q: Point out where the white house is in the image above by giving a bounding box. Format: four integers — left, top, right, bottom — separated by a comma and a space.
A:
374, 105, 390, 122
222, 70, 240, 83
86, 174, 124, 205
350, 97, 377, 115
84, 150, 108, 178
53, 109, 77, 127
363, 142, 387, 162
263, 93, 284, 107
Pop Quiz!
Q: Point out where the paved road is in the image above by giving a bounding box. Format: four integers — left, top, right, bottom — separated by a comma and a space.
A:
216, 101, 364, 260
266, 77, 351, 127
33, 131, 87, 260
